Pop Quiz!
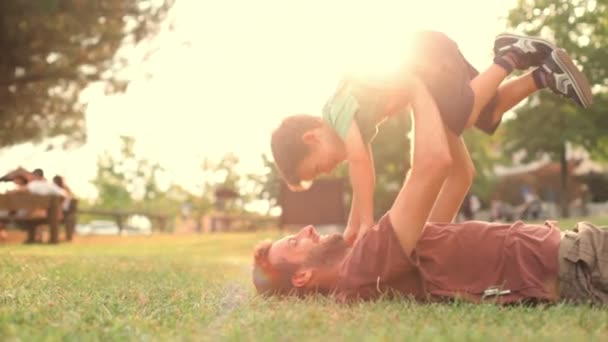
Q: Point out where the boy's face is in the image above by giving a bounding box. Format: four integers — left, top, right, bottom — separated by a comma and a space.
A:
295, 127, 345, 185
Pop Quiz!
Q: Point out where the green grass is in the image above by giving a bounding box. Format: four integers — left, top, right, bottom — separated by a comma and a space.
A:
1, 216, 608, 341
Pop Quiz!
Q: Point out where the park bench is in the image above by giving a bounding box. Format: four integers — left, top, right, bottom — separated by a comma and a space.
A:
0, 192, 72, 244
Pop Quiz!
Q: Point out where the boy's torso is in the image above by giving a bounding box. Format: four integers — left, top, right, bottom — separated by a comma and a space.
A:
322, 78, 393, 144
335, 215, 562, 304
322, 30, 472, 144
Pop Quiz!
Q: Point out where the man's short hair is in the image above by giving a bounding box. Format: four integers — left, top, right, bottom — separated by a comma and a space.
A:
270, 115, 323, 189
32, 168, 44, 178
252, 240, 300, 296
252, 239, 334, 297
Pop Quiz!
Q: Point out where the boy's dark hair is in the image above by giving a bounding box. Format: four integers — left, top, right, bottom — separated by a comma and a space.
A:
53, 175, 64, 187
32, 168, 44, 178
270, 114, 323, 187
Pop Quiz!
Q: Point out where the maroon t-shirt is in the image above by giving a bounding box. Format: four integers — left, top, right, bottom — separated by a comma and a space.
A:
336, 215, 561, 304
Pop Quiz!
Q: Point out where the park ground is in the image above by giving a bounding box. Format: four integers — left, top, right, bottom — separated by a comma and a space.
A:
2, 217, 608, 341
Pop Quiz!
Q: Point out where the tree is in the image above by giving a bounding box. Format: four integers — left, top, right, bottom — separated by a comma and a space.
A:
0, 0, 174, 148
368, 113, 411, 219
198, 153, 249, 213
363, 112, 504, 217
91, 136, 164, 210
245, 154, 281, 215
463, 128, 509, 205
506, 0, 608, 216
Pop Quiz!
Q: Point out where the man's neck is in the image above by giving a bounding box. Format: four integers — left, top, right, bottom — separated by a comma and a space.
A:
312, 253, 349, 289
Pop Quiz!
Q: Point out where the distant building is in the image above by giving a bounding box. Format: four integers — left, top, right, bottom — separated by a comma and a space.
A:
491, 147, 605, 205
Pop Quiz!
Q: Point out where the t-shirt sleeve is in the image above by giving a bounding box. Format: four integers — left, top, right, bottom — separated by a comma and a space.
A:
322, 79, 359, 139
324, 76, 394, 145
336, 214, 415, 301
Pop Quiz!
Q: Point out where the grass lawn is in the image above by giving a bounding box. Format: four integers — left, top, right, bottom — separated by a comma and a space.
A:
1, 216, 608, 341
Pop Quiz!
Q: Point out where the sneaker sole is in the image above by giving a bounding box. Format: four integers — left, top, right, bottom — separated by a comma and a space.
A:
552, 49, 594, 108
495, 33, 556, 52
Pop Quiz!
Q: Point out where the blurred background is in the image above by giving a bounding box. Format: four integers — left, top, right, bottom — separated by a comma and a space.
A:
1, 0, 607, 240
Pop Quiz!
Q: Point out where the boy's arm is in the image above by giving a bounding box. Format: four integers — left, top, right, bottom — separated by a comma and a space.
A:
427, 129, 476, 223
388, 78, 453, 257
343, 123, 375, 245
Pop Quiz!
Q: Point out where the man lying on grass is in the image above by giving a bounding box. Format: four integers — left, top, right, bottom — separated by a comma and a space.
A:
252, 77, 608, 305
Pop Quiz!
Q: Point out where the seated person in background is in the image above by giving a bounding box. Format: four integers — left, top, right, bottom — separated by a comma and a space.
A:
27, 168, 67, 197
4, 175, 30, 215
53, 175, 74, 213
0, 175, 32, 241
17, 170, 66, 243
7, 175, 29, 193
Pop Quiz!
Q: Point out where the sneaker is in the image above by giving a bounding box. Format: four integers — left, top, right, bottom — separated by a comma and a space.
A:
494, 33, 556, 70
540, 49, 593, 108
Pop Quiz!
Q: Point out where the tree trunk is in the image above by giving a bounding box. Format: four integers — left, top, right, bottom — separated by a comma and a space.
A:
559, 142, 570, 218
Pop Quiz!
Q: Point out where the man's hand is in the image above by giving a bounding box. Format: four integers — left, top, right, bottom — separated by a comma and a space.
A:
343, 225, 358, 246
343, 222, 374, 247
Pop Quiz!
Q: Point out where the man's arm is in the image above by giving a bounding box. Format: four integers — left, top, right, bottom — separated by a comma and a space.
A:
343, 123, 375, 245
427, 129, 476, 222
388, 78, 453, 257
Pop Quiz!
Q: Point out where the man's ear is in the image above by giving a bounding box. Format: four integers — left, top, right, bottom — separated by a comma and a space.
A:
301, 129, 321, 146
291, 269, 313, 288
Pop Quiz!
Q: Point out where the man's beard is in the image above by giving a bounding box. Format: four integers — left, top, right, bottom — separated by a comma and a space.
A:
302, 233, 349, 268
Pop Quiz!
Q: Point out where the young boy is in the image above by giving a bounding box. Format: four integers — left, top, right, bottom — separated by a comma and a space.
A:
270, 31, 593, 244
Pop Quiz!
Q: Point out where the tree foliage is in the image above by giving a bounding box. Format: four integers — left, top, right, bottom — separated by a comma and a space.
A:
198, 153, 247, 212
245, 154, 281, 215
369, 113, 411, 218
505, 0, 608, 214
505, 0, 608, 161
91, 136, 164, 210
0, 0, 173, 148
463, 128, 509, 204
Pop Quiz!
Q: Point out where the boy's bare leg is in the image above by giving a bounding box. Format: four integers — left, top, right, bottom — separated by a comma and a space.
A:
468, 49, 593, 130
466, 64, 510, 126
466, 34, 593, 128
483, 71, 538, 126
464, 34, 559, 128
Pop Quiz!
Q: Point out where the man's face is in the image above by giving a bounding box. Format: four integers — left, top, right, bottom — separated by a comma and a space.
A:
268, 225, 347, 267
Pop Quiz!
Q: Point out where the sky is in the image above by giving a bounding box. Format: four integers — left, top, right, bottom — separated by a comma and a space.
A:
1, 0, 517, 198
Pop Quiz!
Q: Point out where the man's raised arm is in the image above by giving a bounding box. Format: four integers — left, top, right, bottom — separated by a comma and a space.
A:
388, 78, 453, 257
